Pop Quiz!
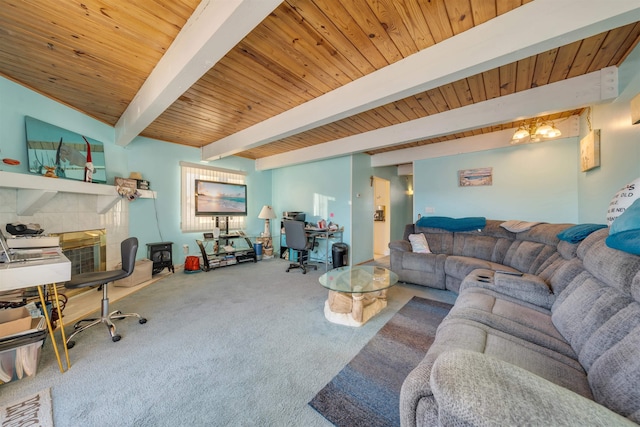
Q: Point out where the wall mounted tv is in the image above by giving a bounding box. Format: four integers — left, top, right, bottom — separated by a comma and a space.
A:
195, 180, 247, 217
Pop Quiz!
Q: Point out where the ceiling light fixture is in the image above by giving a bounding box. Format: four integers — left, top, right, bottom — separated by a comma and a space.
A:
510, 119, 562, 144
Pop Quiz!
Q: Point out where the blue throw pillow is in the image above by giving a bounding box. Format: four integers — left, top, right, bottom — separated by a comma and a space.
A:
557, 223, 607, 244
606, 230, 640, 255
610, 198, 640, 235
606, 198, 640, 254
416, 216, 486, 232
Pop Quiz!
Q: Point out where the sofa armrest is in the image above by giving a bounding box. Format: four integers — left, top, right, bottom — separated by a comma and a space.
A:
389, 239, 412, 252
493, 271, 554, 309
430, 350, 636, 426
461, 270, 555, 309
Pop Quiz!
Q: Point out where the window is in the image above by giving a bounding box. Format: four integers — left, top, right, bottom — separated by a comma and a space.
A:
180, 161, 247, 233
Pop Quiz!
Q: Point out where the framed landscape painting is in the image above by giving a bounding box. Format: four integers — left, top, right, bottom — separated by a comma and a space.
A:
25, 116, 107, 183
458, 167, 493, 187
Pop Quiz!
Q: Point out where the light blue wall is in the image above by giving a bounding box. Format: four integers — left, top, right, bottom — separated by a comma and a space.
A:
0, 77, 122, 177
349, 154, 412, 264
371, 165, 413, 240
351, 154, 374, 265
124, 137, 271, 262
272, 156, 351, 262
412, 42, 640, 226
0, 77, 270, 265
413, 139, 579, 223
577, 43, 640, 223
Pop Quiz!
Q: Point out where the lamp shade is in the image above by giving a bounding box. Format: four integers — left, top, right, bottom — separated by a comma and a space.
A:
258, 205, 276, 219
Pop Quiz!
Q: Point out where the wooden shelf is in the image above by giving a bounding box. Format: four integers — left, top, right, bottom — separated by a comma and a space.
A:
0, 171, 156, 214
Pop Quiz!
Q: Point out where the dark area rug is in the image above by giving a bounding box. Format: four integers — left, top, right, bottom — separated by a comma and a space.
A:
309, 296, 453, 427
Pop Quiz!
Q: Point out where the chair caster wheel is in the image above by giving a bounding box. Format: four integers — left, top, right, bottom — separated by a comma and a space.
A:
66, 341, 75, 349
139, 318, 147, 324
112, 334, 121, 342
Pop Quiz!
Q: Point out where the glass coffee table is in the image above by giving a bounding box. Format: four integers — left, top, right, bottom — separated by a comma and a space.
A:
319, 266, 399, 327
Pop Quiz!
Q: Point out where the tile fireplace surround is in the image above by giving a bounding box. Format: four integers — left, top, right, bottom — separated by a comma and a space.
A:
0, 188, 129, 269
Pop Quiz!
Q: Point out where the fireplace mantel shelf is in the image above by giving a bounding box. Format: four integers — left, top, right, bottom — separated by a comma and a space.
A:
0, 170, 156, 215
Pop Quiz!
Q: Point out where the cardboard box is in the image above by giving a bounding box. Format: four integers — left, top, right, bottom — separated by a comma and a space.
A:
114, 177, 137, 190
0, 307, 32, 339
114, 259, 153, 287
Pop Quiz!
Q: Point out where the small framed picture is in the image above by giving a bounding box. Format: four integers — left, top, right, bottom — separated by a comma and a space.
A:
458, 167, 493, 187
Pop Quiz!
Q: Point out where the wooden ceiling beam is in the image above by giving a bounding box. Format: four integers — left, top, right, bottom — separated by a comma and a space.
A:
114, 0, 281, 146
255, 67, 617, 170
202, 0, 640, 162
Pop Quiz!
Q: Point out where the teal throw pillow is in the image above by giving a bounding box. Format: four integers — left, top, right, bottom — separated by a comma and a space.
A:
610, 198, 640, 235
557, 223, 607, 244
606, 198, 640, 255
606, 230, 640, 255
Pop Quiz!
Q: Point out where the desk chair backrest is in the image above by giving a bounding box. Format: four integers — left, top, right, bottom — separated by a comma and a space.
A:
284, 220, 308, 250
121, 237, 138, 277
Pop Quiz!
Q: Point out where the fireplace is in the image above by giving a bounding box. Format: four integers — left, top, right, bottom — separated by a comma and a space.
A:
53, 229, 106, 274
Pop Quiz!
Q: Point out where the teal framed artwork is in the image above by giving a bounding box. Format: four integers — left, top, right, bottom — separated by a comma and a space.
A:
25, 116, 106, 183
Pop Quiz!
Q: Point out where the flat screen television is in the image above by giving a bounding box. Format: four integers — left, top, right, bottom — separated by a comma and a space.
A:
195, 179, 247, 217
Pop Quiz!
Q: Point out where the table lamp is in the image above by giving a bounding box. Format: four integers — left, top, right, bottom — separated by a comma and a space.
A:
258, 205, 277, 237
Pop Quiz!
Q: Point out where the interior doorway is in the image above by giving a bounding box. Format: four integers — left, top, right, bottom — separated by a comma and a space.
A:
372, 176, 390, 260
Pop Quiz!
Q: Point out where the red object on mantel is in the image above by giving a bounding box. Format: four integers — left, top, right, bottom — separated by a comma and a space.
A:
82, 136, 93, 182
2, 158, 20, 165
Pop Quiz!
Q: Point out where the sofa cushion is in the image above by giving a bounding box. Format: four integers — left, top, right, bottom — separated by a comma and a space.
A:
430, 350, 637, 427
403, 251, 438, 273
548, 257, 586, 297
577, 228, 609, 259
394, 251, 448, 290
588, 325, 640, 423
444, 256, 493, 281
557, 240, 579, 259
427, 317, 592, 398
492, 271, 555, 309
633, 271, 640, 303
536, 253, 563, 283
412, 227, 454, 254
503, 240, 547, 273
582, 234, 640, 293
447, 286, 573, 357
453, 233, 500, 261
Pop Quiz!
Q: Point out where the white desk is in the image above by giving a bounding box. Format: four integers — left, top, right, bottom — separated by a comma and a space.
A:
0, 255, 72, 372
280, 229, 344, 270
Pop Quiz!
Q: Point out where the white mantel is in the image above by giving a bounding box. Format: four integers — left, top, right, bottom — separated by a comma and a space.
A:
0, 171, 155, 215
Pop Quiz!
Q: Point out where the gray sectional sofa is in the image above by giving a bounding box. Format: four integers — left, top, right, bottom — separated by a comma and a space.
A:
388, 220, 640, 426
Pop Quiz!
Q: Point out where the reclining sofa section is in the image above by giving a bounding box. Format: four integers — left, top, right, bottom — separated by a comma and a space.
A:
389, 221, 640, 426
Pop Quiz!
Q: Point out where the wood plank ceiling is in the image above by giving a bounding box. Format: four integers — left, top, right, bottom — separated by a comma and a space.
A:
1, 0, 639, 166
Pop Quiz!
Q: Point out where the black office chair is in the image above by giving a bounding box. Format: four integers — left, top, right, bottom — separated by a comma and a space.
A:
284, 220, 317, 274
64, 237, 147, 348
196, 239, 212, 271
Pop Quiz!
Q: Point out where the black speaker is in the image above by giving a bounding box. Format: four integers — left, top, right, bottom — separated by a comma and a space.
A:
146, 242, 174, 274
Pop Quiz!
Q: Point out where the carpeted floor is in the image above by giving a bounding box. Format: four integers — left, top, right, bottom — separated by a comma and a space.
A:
308, 296, 453, 427
0, 258, 456, 426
